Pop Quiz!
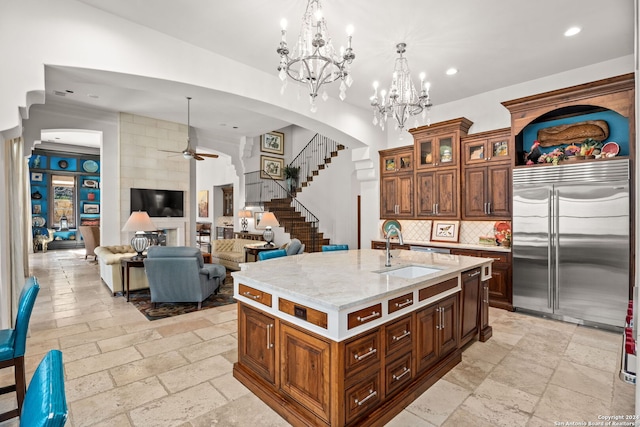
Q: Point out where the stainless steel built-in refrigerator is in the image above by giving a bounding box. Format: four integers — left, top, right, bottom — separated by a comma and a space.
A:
512, 159, 630, 328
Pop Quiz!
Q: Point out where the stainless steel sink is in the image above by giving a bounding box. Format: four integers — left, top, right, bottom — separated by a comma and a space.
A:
378, 265, 442, 279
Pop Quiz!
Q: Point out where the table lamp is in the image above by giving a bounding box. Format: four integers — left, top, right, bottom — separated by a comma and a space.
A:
259, 212, 279, 247
122, 211, 157, 260
238, 209, 252, 232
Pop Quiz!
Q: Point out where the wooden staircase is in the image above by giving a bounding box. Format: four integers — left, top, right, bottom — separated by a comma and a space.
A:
263, 197, 330, 252
297, 144, 346, 192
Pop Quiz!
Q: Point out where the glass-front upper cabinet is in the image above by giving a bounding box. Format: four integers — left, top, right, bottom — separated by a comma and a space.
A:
417, 133, 457, 169
381, 147, 413, 174
462, 131, 511, 166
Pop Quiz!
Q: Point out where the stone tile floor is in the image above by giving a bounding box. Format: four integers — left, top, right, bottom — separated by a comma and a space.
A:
0, 249, 635, 426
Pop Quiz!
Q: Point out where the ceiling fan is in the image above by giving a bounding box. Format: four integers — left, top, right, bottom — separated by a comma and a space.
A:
160, 97, 219, 161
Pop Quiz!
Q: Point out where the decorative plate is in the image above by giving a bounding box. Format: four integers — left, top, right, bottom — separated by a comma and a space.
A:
601, 142, 620, 157
58, 160, 69, 169
83, 160, 99, 173
382, 219, 402, 237
32, 216, 46, 227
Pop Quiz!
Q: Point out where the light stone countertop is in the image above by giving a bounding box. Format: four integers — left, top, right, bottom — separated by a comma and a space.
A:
232, 249, 493, 312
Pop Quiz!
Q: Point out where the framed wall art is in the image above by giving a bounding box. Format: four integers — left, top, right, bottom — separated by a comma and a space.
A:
261, 131, 284, 155
260, 155, 284, 180
83, 204, 100, 214
253, 211, 265, 229
431, 220, 460, 243
197, 190, 209, 217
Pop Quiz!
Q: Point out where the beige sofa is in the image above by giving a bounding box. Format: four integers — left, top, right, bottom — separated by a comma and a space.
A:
209, 239, 258, 271
94, 245, 150, 295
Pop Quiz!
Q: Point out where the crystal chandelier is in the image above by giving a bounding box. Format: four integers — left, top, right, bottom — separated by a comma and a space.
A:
370, 43, 432, 131
277, 0, 355, 112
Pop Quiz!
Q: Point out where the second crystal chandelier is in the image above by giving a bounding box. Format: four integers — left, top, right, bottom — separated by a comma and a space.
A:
277, 0, 355, 112
370, 43, 433, 131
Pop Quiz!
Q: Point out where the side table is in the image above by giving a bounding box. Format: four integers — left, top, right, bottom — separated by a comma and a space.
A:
244, 243, 278, 262
120, 257, 145, 302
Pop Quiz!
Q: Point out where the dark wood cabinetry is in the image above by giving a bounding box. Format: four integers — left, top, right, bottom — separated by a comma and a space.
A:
380, 147, 414, 218
451, 249, 513, 310
415, 294, 458, 373
461, 128, 512, 220
416, 169, 459, 218
238, 304, 276, 384
460, 268, 481, 347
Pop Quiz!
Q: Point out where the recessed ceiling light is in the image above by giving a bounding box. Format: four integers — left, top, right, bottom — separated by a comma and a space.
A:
65, 89, 74, 94
233, 126, 238, 129
564, 26, 581, 37
446, 68, 458, 76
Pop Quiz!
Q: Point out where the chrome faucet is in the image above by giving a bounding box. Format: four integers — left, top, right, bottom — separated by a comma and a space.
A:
385, 224, 404, 267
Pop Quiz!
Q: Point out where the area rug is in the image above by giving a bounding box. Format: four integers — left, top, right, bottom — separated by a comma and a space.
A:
128, 277, 236, 321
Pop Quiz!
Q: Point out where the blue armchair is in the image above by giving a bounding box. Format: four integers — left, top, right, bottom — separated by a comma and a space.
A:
0, 276, 40, 422
144, 247, 226, 309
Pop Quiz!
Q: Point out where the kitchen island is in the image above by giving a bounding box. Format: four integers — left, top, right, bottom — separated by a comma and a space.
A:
232, 249, 493, 427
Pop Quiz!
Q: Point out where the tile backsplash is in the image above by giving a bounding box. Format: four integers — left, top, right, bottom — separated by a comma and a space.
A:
378, 220, 510, 245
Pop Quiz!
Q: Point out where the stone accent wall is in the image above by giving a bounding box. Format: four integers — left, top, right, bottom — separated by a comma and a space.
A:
119, 113, 191, 245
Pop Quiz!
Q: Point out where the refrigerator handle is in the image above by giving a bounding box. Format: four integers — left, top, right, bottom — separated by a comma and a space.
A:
547, 188, 553, 309
554, 189, 560, 310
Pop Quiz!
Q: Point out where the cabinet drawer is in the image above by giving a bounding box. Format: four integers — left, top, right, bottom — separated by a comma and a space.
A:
385, 351, 413, 397
344, 329, 381, 378
419, 277, 458, 301
348, 303, 382, 329
279, 298, 328, 329
388, 292, 414, 314
238, 283, 272, 307
384, 314, 413, 357
345, 370, 381, 424
479, 251, 508, 263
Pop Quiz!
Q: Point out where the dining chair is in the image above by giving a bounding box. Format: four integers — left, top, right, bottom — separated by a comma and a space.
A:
322, 244, 349, 252
19, 349, 68, 426
0, 276, 40, 422
258, 249, 288, 261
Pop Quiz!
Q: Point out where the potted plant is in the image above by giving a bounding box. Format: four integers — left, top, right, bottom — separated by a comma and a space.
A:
283, 165, 300, 193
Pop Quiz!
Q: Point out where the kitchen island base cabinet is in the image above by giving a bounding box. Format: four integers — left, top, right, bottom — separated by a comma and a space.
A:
234, 295, 467, 427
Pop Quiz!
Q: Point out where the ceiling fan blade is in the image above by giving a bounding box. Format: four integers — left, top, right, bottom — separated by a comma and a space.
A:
194, 153, 219, 158
193, 154, 205, 161
158, 149, 183, 154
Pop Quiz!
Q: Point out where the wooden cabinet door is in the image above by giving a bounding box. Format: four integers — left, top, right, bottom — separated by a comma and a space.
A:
434, 169, 458, 217
460, 268, 481, 347
487, 164, 511, 218
380, 176, 398, 217
380, 175, 413, 218
415, 303, 439, 373
479, 280, 493, 341
438, 295, 459, 357
238, 304, 276, 384
397, 174, 414, 217
463, 167, 487, 218
416, 171, 435, 216
279, 323, 331, 422
479, 251, 512, 310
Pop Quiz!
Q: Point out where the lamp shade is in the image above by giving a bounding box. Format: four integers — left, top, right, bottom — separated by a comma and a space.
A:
238, 210, 252, 219
122, 211, 157, 232
259, 212, 280, 228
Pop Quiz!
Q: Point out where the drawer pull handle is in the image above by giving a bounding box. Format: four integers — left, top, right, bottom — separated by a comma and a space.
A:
354, 347, 377, 361
392, 367, 411, 381
491, 258, 501, 262
355, 389, 377, 406
357, 311, 380, 322
392, 330, 411, 341
242, 291, 261, 300
467, 271, 481, 277
395, 299, 413, 308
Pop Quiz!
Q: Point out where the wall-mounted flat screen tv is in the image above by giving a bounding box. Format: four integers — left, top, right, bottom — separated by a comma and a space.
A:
130, 188, 184, 217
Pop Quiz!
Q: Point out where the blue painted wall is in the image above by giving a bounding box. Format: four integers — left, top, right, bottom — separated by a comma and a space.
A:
523, 110, 629, 156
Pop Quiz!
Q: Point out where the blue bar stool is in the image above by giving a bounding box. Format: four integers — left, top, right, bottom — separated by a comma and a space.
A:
0, 277, 40, 422
20, 349, 68, 426
322, 244, 349, 252
258, 249, 288, 261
